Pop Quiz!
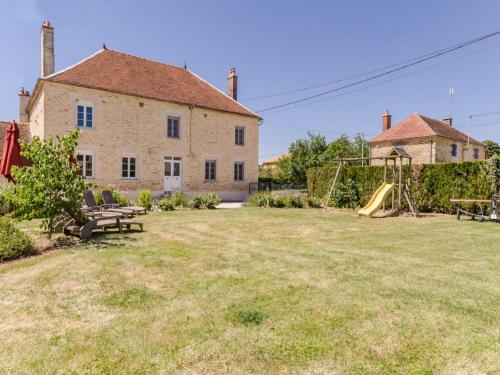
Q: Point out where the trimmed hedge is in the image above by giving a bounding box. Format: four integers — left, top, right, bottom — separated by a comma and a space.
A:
307, 161, 495, 213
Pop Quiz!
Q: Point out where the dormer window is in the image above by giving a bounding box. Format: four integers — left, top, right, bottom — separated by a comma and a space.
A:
77, 104, 93, 128
451, 144, 457, 157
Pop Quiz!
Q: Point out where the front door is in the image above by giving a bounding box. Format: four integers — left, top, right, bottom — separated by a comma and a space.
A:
164, 156, 182, 192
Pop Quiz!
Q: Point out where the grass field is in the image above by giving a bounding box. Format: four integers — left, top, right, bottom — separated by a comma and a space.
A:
0, 208, 499, 374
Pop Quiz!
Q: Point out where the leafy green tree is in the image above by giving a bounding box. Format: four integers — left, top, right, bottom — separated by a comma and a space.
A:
277, 132, 327, 184
9, 130, 87, 238
484, 140, 500, 156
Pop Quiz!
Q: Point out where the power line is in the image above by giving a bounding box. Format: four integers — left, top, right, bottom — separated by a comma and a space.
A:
261, 42, 500, 116
242, 32, 500, 102
255, 29, 500, 114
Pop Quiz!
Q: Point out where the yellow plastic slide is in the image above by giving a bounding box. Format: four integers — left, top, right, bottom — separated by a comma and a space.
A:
358, 183, 394, 217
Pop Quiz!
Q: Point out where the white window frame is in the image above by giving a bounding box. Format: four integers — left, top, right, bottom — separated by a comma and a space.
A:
235, 126, 245, 146
76, 101, 94, 129
121, 154, 138, 180
76, 151, 94, 179
234, 161, 245, 181
205, 160, 217, 181
167, 115, 180, 139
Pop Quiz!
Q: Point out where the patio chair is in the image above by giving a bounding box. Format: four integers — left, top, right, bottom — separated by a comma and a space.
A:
63, 210, 143, 239
101, 190, 147, 214
83, 190, 135, 217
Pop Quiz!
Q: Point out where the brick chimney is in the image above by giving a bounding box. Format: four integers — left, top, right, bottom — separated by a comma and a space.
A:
442, 118, 453, 127
227, 67, 238, 100
41, 20, 55, 77
382, 109, 391, 131
18, 87, 31, 123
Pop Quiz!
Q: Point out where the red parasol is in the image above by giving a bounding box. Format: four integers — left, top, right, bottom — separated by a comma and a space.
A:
0, 121, 23, 183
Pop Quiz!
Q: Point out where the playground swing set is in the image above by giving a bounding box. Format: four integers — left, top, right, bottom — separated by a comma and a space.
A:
323, 148, 418, 218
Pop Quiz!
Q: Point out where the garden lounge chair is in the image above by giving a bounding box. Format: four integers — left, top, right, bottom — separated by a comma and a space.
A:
101, 190, 147, 214
63, 210, 143, 239
83, 190, 135, 217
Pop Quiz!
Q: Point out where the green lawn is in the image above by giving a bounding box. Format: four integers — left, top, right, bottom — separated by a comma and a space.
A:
0, 208, 499, 374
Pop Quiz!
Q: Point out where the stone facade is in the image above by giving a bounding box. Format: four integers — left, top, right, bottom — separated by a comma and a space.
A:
29, 81, 259, 200
370, 136, 486, 165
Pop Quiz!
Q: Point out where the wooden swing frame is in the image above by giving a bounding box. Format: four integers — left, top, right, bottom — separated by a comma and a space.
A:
323, 149, 417, 217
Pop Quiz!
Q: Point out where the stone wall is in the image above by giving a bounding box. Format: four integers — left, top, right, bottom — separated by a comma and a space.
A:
31, 82, 259, 200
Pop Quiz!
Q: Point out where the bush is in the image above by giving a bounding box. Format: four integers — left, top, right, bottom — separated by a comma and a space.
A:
188, 193, 221, 209
305, 196, 323, 208
171, 192, 188, 207
307, 161, 495, 213
0, 185, 15, 215
201, 192, 221, 209
0, 216, 32, 262
188, 195, 204, 209
283, 195, 304, 208
156, 198, 174, 211
248, 192, 273, 207
137, 190, 153, 211
272, 195, 287, 208
248, 193, 307, 208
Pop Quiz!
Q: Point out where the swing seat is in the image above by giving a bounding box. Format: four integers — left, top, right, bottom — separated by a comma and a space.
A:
358, 183, 394, 217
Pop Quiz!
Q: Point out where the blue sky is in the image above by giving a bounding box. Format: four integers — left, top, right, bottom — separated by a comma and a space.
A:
1, 0, 500, 161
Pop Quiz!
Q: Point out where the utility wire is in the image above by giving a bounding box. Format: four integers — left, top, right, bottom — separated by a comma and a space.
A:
256, 29, 500, 113
262, 42, 500, 116
242, 32, 500, 102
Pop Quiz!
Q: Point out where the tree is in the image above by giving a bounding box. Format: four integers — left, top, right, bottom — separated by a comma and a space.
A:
277, 132, 327, 184
484, 140, 500, 156
9, 130, 87, 238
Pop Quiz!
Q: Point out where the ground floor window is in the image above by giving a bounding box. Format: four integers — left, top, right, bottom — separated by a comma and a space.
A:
234, 161, 244, 181
76, 153, 93, 178
122, 156, 137, 179
473, 148, 479, 160
205, 160, 216, 181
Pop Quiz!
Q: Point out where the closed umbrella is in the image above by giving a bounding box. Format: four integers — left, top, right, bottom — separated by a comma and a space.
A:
0, 121, 23, 183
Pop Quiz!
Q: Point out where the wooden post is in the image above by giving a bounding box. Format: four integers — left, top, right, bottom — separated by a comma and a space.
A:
324, 160, 343, 212
392, 159, 396, 211
398, 156, 403, 211
383, 159, 387, 212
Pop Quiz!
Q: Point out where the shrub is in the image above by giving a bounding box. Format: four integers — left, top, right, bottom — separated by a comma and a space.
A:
272, 195, 287, 208
307, 161, 494, 213
137, 189, 153, 211
248, 192, 273, 207
201, 192, 221, 209
0, 216, 33, 262
283, 195, 304, 208
156, 198, 174, 211
171, 192, 188, 207
188, 195, 204, 209
188, 193, 221, 209
0, 184, 15, 215
305, 196, 323, 208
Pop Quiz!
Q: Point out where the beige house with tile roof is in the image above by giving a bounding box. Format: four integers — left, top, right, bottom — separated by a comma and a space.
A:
12, 21, 261, 200
369, 110, 487, 165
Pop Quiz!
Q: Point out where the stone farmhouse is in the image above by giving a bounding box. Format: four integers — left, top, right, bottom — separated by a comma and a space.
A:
1, 21, 261, 200
369, 110, 487, 165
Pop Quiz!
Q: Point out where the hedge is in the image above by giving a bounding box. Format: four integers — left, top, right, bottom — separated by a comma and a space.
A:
307, 161, 495, 213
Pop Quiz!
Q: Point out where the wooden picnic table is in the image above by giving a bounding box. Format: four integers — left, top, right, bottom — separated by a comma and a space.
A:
450, 199, 491, 221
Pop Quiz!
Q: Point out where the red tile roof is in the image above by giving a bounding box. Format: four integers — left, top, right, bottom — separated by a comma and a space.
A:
0, 121, 31, 160
44, 49, 259, 118
370, 113, 484, 146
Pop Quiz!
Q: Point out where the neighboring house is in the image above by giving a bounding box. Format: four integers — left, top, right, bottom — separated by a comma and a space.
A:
261, 152, 290, 169
15, 21, 261, 200
370, 110, 487, 165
